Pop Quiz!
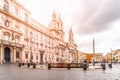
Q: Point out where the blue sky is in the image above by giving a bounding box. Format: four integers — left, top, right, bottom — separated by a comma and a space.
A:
17, 0, 120, 55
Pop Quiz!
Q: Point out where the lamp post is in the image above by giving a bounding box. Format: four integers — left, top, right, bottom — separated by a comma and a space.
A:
92, 38, 95, 65
111, 48, 112, 64
108, 48, 112, 68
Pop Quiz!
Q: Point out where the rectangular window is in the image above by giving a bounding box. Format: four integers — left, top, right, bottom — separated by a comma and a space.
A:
41, 34, 42, 42
36, 53, 38, 60
15, 8, 18, 16
45, 36, 46, 43
36, 34, 38, 40
31, 52, 33, 60
26, 53, 28, 59
16, 52, 19, 59
49, 41, 50, 44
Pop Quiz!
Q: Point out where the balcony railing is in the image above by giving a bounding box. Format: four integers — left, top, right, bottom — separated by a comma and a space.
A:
16, 43, 24, 47
39, 49, 45, 53
2, 40, 9, 45
0, 40, 24, 48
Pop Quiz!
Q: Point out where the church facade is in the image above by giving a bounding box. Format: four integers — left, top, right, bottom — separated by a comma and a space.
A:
0, 0, 78, 64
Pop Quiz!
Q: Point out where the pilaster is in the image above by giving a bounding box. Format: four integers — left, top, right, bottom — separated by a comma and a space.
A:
0, 44, 4, 64
21, 48, 24, 63
13, 47, 16, 63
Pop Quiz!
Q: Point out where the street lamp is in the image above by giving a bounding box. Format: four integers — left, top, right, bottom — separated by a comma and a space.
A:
108, 48, 113, 68
111, 48, 112, 64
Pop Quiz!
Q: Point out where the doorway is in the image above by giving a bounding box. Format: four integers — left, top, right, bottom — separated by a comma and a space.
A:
40, 54, 43, 64
4, 47, 10, 63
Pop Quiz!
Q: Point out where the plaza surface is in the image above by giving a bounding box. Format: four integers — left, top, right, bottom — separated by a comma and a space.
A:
0, 64, 120, 80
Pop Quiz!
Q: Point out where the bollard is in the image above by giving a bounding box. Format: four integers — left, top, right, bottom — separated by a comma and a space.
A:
22, 63, 24, 66
108, 63, 112, 68
48, 64, 51, 70
83, 63, 87, 70
67, 64, 70, 70
83, 60, 88, 70
33, 63, 36, 69
102, 63, 106, 70
27, 63, 30, 67
18, 63, 21, 67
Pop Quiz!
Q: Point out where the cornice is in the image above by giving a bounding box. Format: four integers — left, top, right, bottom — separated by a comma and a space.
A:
0, 9, 55, 39
12, 0, 31, 14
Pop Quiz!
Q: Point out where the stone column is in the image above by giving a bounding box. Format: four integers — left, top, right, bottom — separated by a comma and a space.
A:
0, 45, 1, 64
0, 14, 2, 24
13, 47, 16, 63
21, 48, 24, 63
0, 45, 4, 64
10, 47, 13, 63
32, 51, 34, 63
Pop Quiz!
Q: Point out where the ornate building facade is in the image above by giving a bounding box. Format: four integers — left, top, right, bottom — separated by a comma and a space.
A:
0, 0, 78, 64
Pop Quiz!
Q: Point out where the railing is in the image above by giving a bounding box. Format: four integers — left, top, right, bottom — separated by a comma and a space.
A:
16, 43, 23, 47
10, 42, 16, 46
39, 49, 45, 53
2, 40, 9, 45
0, 40, 24, 48
47, 63, 89, 69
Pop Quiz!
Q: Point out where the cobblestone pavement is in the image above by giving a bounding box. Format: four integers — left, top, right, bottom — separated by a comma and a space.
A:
0, 64, 120, 80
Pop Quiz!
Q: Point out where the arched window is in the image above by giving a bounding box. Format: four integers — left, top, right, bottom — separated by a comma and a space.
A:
3, 0, 9, 11
4, 20, 10, 27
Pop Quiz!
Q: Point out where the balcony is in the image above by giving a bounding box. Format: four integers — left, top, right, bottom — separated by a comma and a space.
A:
10, 42, 24, 48
16, 43, 24, 48
0, 39, 24, 48
39, 49, 45, 53
3, 40, 10, 45
10, 42, 16, 46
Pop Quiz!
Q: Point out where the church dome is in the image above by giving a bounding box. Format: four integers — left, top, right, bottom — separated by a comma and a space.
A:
48, 10, 59, 31
48, 21, 58, 31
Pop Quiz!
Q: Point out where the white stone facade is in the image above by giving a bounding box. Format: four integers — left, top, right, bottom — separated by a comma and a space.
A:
0, 0, 78, 64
